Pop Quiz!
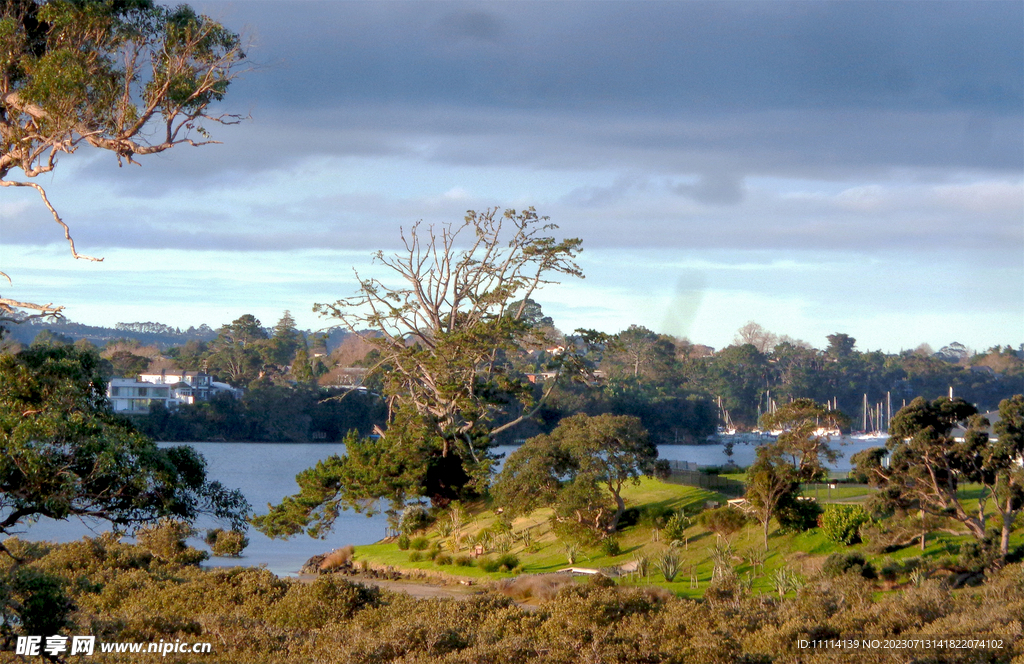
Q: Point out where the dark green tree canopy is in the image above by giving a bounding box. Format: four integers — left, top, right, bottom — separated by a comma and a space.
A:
494, 413, 656, 538
0, 347, 249, 547
855, 395, 1024, 558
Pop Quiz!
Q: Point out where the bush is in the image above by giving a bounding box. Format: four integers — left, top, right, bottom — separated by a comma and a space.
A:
496, 553, 520, 572
408, 551, 423, 562
399, 504, 431, 534
822, 552, 876, 579
656, 550, 681, 582
454, 554, 474, 567
663, 512, 689, 543
601, 538, 621, 557
478, 555, 500, 573
653, 459, 672, 480
136, 520, 208, 566
435, 553, 453, 566
819, 505, 870, 545
410, 536, 430, 551
397, 534, 410, 550
777, 499, 823, 534
698, 506, 747, 538
207, 529, 249, 557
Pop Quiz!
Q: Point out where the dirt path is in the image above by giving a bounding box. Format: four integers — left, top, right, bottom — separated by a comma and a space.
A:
297, 573, 486, 601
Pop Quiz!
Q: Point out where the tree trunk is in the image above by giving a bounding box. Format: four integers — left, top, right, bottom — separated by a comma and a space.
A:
1001, 512, 1013, 560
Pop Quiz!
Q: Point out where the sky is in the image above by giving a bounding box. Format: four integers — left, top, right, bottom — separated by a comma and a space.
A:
1, 0, 1021, 353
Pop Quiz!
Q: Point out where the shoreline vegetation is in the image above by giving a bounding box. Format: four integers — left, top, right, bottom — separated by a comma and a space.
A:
6, 475, 1021, 663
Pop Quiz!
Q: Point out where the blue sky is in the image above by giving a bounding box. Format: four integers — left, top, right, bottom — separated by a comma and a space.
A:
1, 0, 1021, 353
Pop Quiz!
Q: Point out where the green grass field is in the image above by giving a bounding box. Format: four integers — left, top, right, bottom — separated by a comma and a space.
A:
348, 476, 1023, 599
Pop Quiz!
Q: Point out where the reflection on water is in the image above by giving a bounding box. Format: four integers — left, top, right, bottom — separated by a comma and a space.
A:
10, 436, 888, 576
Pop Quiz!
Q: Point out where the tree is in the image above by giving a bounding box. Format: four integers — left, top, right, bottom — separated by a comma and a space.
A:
744, 442, 801, 547
106, 349, 151, 378
759, 398, 849, 481
854, 395, 1024, 559
603, 325, 675, 380
0, 346, 248, 551
313, 208, 583, 493
989, 395, 1024, 558
0, 0, 245, 321
493, 413, 656, 538
735, 321, 778, 354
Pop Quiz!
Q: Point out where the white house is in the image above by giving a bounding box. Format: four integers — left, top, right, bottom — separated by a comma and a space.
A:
107, 378, 172, 413
139, 370, 213, 402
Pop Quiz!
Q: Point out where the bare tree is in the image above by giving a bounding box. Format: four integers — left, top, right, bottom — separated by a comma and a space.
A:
0, 0, 246, 321
734, 321, 778, 353
315, 208, 584, 474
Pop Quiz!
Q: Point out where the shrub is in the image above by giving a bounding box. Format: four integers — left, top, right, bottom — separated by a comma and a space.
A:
496, 573, 571, 601
698, 506, 747, 538
209, 529, 249, 557
410, 536, 430, 551
454, 554, 474, 567
601, 538, 621, 557
397, 534, 410, 550
136, 519, 207, 566
435, 553, 453, 566
408, 551, 423, 562
496, 553, 519, 572
663, 512, 689, 543
776, 499, 823, 534
478, 555, 500, 573
428, 543, 443, 560
399, 504, 431, 534
819, 505, 870, 545
656, 550, 681, 582
653, 459, 672, 480
589, 573, 616, 588
822, 552, 876, 579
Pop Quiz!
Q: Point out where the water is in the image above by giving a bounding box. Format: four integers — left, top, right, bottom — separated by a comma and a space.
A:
9, 437, 888, 576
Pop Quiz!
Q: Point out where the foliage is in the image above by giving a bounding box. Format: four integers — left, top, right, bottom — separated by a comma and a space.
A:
759, 398, 848, 481
252, 428, 427, 539
855, 395, 1024, 558
4, 531, 1024, 663
0, 346, 249, 543
494, 413, 656, 536
744, 441, 801, 546
135, 519, 207, 565
776, 498, 823, 534
0, 0, 245, 321
205, 528, 249, 557
399, 504, 431, 535
819, 505, 870, 545
314, 208, 584, 499
662, 512, 690, 542
821, 552, 876, 579
697, 506, 747, 539
601, 537, 621, 557
656, 550, 681, 582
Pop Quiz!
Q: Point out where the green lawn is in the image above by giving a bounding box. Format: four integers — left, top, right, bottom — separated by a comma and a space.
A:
347, 477, 1023, 599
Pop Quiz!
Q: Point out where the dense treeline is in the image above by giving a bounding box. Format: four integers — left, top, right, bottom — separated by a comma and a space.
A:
6, 312, 1022, 443
2, 531, 1021, 664
134, 386, 386, 443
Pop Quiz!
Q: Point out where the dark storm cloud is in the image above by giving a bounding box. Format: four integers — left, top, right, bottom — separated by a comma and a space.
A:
219, 1, 1021, 114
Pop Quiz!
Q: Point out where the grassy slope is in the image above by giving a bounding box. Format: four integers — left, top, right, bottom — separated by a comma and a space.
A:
350, 477, 1024, 599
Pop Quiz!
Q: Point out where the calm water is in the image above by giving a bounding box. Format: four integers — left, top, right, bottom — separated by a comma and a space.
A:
11, 437, 887, 577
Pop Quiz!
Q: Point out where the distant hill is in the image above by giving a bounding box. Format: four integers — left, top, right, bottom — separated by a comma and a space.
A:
1, 318, 353, 352
1, 319, 220, 349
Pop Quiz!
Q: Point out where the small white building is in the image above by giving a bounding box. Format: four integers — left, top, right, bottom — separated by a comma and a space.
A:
107, 378, 172, 413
